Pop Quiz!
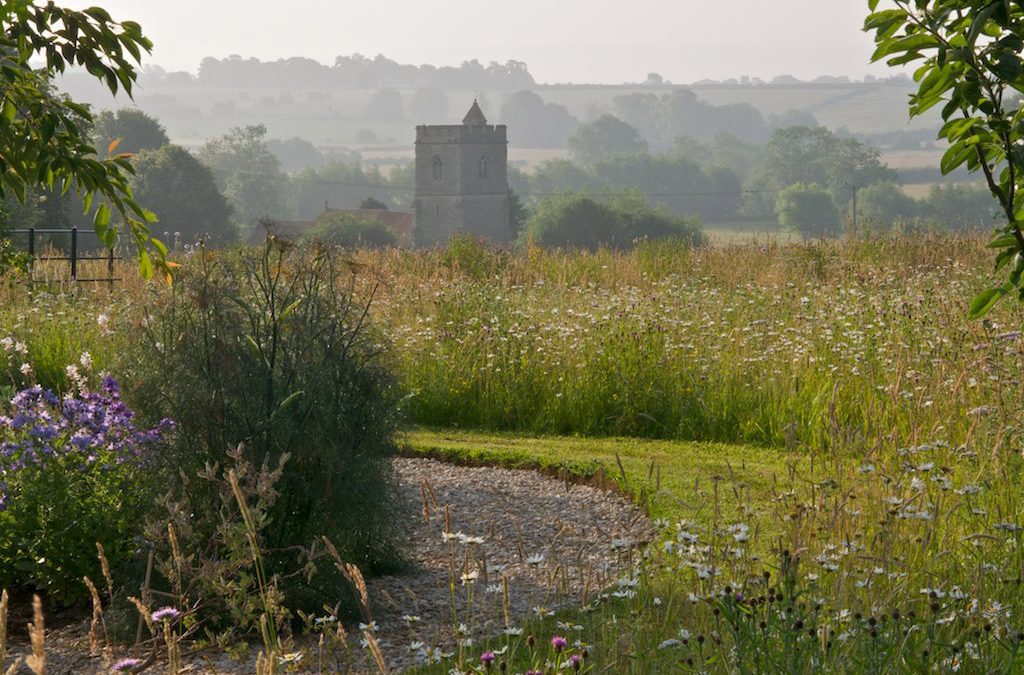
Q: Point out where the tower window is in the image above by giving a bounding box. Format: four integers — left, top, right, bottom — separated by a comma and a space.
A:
479, 155, 489, 180
432, 155, 444, 181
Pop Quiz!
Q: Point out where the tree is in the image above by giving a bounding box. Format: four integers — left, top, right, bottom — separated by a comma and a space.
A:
856, 182, 919, 227
0, 2, 164, 275
775, 183, 840, 237
755, 126, 897, 197
287, 161, 394, 220
303, 211, 396, 248
499, 91, 578, 148
746, 125, 898, 219
408, 87, 449, 122
864, 1, 1024, 317
526, 192, 702, 250
365, 88, 404, 122
92, 108, 169, 155
568, 115, 648, 164
266, 137, 324, 173
197, 125, 288, 232
131, 145, 235, 247
613, 90, 771, 148
508, 190, 528, 238
359, 197, 389, 210
921, 183, 1002, 231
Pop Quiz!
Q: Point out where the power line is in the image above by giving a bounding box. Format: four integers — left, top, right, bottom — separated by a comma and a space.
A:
305, 178, 780, 199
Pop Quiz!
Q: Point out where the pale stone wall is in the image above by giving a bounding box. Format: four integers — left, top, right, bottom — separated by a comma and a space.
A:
413, 120, 510, 246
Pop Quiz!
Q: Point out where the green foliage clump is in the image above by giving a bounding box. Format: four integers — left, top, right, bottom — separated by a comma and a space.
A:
775, 183, 840, 237
530, 154, 742, 222
123, 242, 403, 612
303, 211, 397, 248
856, 182, 919, 226
0, 376, 169, 604
568, 114, 648, 165
921, 183, 1002, 231
526, 192, 703, 250
0, 2, 167, 275
865, 0, 1024, 317
197, 125, 288, 233
131, 145, 236, 247
92, 108, 169, 155
0, 237, 29, 276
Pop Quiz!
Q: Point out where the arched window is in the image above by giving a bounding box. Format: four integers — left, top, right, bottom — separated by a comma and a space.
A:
432, 155, 444, 181
479, 155, 489, 180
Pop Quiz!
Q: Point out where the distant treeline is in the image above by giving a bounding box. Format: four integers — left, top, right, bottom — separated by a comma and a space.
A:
142, 54, 535, 91
1, 107, 995, 252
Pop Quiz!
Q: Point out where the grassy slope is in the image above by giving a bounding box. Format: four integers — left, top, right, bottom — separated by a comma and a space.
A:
402, 428, 802, 523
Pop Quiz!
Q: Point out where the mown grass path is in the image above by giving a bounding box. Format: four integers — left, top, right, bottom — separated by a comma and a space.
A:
402, 428, 804, 524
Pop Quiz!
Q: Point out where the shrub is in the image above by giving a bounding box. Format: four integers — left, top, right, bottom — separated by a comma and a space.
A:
856, 181, 919, 226
775, 183, 840, 237
526, 192, 703, 250
303, 211, 397, 249
0, 376, 172, 603
0, 238, 29, 276
123, 241, 403, 614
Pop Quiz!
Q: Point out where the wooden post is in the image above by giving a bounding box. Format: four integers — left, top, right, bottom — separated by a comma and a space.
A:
107, 246, 115, 290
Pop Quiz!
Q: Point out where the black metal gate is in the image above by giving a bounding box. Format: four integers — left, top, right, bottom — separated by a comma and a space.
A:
11, 227, 119, 288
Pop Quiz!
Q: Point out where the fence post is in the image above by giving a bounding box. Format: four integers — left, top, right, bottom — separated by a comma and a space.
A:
108, 246, 115, 290
70, 226, 78, 281
27, 227, 35, 289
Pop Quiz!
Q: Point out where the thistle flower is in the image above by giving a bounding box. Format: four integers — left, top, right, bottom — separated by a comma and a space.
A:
480, 651, 496, 669
151, 606, 180, 622
112, 657, 142, 672
551, 635, 568, 652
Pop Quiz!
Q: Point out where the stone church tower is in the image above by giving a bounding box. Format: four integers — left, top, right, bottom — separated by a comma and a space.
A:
413, 101, 510, 246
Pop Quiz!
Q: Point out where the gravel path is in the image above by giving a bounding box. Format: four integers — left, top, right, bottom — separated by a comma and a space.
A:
369, 457, 652, 670
3, 457, 652, 673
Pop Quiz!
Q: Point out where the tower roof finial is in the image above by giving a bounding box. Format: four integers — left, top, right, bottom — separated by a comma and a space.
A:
463, 99, 487, 126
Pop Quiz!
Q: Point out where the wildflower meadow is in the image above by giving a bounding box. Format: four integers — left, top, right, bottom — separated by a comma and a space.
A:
0, 233, 1022, 673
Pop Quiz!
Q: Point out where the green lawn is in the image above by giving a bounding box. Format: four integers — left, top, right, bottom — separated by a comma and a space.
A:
401, 428, 803, 523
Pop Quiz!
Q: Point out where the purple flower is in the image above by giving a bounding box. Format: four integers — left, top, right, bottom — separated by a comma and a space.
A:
151, 606, 180, 622
551, 635, 568, 652
571, 653, 584, 671
112, 657, 142, 672
480, 651, 496, 668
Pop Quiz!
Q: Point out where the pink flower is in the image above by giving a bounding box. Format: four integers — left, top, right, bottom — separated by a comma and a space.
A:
551, 635, 568, 652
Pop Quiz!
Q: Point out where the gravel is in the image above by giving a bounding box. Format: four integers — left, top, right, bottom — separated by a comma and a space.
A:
3, 456, 652, 673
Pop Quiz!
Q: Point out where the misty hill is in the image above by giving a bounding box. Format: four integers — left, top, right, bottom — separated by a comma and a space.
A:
54, 54, 942, 170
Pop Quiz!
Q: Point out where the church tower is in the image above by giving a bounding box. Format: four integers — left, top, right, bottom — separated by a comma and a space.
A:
413, 101, 510, 246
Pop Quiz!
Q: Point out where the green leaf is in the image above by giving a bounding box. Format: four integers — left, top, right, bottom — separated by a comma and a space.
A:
969, 287, 1007, 319
93, 201, 111, 227
968, 3, 1000, 47
987, 232, 1019, 248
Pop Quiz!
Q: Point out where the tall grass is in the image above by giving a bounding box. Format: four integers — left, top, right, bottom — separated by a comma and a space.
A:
358, 234, 1009, 452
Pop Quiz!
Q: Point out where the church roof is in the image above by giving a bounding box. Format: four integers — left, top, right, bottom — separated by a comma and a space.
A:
462, 100, 488, 126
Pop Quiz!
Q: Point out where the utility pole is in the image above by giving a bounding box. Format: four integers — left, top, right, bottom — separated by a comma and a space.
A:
851, 184, 859, 231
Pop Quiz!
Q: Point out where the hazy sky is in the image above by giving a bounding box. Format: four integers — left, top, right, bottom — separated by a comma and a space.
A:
71, 1, 890, 84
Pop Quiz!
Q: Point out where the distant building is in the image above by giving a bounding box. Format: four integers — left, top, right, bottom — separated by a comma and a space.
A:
413, 101, 511, 246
